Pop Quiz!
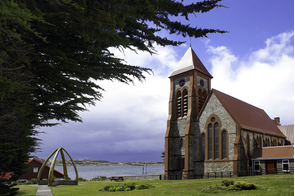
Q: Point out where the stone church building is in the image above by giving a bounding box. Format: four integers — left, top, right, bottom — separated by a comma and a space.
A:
164, 47, 287, 179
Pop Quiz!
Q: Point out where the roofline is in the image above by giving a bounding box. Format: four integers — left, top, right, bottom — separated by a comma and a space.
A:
168, 68, 213, 79
27, 158, 64, 176
252, 157, 294, 160
242, 127, 286, 138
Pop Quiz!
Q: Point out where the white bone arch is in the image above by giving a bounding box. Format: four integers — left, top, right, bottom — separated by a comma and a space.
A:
37, 147, 79, 186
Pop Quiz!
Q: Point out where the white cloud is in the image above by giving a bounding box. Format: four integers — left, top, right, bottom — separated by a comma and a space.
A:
208, 31, 294, 125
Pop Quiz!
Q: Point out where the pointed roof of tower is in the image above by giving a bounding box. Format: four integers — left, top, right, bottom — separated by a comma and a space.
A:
168, 47, 213, 78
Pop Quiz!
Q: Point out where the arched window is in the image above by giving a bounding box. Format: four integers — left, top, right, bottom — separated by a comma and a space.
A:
214, 122, 219, 159
207, 116, 221, 160
183, 90, 188, 116
222, 130, 227, 159
201, 133, 205, 160
198, 89, 202, 112
202, 90, 207, 105
176, 91, 182, 118
208, 124, 212, 160
179, 138, 183, 149
182, 158, 185, 170
177, 157, 182, 170
246, 135, 250, 157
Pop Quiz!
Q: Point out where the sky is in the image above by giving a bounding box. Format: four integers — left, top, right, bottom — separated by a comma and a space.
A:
33, 0, 294, 162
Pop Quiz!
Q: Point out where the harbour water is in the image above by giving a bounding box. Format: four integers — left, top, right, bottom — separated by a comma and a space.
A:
54, 165, 164, 180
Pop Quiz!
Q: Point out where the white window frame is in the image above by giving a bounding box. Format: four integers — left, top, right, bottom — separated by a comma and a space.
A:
282, 160, 290, 172
254, 161, 260, 172
33, 167, 38, 173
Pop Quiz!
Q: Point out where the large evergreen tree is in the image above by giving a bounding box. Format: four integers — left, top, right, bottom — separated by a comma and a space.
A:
0, 0, 226, 194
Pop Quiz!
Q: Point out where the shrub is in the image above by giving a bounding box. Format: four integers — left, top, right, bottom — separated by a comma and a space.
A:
136, 183, 154, 190
102, 185, 113, 191
116, 186, 124, 191
109, 187, 116, 192
100, 183, 154, 192
202, 180, 256, 193
28, 178, 37, 184
78, 177, 87, 181
90, 176, 106, 181
123, 183, 136, 190
221, 180, 234, 187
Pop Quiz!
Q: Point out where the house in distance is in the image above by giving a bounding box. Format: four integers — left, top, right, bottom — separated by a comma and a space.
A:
18, 158, 64, 180
164, 47, 293, 179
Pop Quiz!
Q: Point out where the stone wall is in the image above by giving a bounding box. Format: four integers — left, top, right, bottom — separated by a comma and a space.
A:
122, 174, 162, 180
204, 161, 233, 173
198, 93, 237, 173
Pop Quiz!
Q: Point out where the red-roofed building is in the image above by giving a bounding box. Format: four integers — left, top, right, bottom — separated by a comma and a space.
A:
164, 47, 293, 180
18, 158, 64, 180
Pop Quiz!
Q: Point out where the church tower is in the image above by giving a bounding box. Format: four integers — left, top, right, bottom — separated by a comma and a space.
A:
164, 47, 213, 179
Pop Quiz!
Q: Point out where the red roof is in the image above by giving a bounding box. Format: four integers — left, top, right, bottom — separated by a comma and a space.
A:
27, 158, 64, 176
209, 89, 285, 137
168, 47, 213, 78
0, 172, 13, 180
252, 146, 294, 159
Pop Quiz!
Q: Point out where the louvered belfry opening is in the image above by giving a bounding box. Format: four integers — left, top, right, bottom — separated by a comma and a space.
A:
176, 91, 182, 118
183, 90, 188, 116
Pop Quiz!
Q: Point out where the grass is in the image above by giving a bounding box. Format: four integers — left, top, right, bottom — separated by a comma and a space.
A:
16, 174, 294, 196
15, 185, 38, 196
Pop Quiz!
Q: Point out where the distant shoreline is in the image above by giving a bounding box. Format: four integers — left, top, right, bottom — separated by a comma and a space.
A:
36, 158, 164, 166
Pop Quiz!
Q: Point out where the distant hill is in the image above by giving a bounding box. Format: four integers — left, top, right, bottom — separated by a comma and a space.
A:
36, 158, 164, 166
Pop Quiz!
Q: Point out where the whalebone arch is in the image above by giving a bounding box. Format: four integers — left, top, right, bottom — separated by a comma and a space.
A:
37, 147, 79, 186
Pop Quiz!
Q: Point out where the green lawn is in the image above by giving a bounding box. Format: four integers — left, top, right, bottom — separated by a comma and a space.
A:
15, 185, 38, 196
17, 174, 294, 196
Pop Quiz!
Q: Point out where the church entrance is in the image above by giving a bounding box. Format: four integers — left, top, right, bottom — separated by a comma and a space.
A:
266, 160, 276, 174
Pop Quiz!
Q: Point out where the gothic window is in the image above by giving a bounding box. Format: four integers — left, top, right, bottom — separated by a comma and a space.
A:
175, 89, 188, 118
176, 91, 182, 118
177, 157, 182, 170
257, 136, 261, 148
198, 89, 202, 112
222, 130, 227, 159
201, 133, 205, 160
208, 124, 212, 160
202, 90, 207, 105
179, 138, 183, 149
183, 90, 188, 116
207, 116, 221, 160
214, 122, 219, 159
272, 138, 277, 146
182, 158, 185, 170
246, 135, 250, 157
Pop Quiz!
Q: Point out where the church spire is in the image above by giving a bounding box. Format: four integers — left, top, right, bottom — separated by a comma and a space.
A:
168, 47, 213, 78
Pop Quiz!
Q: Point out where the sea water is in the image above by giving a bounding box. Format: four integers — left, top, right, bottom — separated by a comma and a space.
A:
54, 165, 164, 180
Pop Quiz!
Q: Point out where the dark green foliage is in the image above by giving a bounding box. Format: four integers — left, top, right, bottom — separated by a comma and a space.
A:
28, 178, 37, 184
0, 183, 19, 196
90, 176, 106, 181
221, 179, 234, 186
78, 177, 88, 181
100, 183, 154, 192
202, 180, 256, 193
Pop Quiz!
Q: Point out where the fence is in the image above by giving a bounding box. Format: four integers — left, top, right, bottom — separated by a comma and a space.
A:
165, 166, 293, 180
